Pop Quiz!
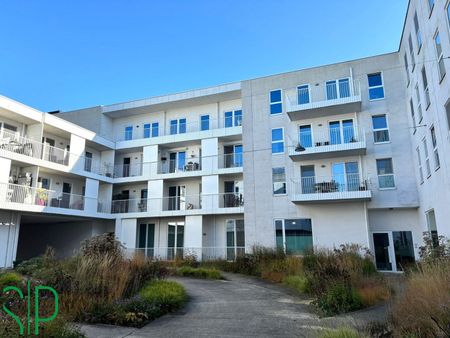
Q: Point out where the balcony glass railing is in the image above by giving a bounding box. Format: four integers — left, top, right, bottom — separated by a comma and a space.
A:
158, 157, 202, 174
0, 182, 86, 211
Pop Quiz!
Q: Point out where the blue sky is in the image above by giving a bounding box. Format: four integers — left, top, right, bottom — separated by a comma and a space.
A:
0, 0, 408, 112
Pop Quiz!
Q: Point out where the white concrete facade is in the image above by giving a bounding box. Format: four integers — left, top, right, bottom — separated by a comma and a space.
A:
1, 0, 449, 271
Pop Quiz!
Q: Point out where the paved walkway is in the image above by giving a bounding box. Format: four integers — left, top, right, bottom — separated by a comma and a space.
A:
79, 273, 388, 338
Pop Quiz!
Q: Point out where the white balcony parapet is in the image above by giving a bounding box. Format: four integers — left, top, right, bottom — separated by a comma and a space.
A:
291, 174, 371, 202
0, 182, 87, 211
285, 79, 361, 119
116, 117, 243, 142
288, 127, 366, 159
125, 246, 246, 261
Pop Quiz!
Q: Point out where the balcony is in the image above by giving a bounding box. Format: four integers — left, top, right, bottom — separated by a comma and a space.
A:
113, 163, 144, 178
291, 174, 371, 203
105, 193, 244, 215
288, 127, 366, 161
218, 153, 243, 173
158, 157, 202, 176
116, 116, 243, 143
285, 79, 361, 120
0, 182, 87, 211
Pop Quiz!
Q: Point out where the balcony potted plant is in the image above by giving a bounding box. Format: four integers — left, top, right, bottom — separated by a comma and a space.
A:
36, 188, 48, 206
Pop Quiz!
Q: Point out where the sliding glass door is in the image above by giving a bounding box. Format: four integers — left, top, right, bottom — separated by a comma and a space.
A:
168, 222, 184, 260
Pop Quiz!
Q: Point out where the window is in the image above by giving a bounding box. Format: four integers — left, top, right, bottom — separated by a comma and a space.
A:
422, 137, 431, 177
271, 128, 284, 154
408, 35, 416, 71
275, 219, 313, 254
224, 110, 242, 128
137, 224, 155, 256
414, 12, 422, 51
446, 101, 450, 130
421, 67, 431, 109
425, 210, 439, 248
376, 158, 395, 188
326, 78, 351, 100
143, 122, 159, 138
85, 151, 92, 172
448, 2, 450, 29
428, 0, 435, 14
297, 85, 310, 104
272, 167, 286, 195
372, 114, 390, 143
403, 53, 410, 86
226, 220, 245, 260
416, 146, 424, 183
270, 90, 282, 114
200, 115, 210, 131
434, 31, 446, 81
368, 73, 385, 100
410, 99, 417, 132
170, 118, 186, 135
124, 126, 133, 141
430, 126, 440, 170
415, 83, 423, 123
299, 125, 312, 148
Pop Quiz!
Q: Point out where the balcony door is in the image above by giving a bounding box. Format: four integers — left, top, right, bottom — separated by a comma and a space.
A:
224, 145, 243, 168
137, 223, 155, 257
168, 185, 186, 210
332, 162, 359, 192
168, 222, 184, 259
326, 78, 351, 100
61, 182, 72, 208
300, 165, 315, 194
299, 125, 312, 148
372, 231, 415, 271
85, 151, 92, 172
42, 137, 55, 161
224, 180, 243, 207
169, 151, 186, 173
123, 157, 131, 177
329, 120, 355, 145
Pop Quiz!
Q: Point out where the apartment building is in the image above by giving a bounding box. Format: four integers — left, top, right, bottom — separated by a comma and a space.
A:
1, 0, 449, 272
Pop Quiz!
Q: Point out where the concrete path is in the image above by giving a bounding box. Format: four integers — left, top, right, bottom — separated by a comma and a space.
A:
79, 273, 388, 338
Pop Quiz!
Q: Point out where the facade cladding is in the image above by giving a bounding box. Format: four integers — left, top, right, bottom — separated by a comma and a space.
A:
1, 0, 449, 272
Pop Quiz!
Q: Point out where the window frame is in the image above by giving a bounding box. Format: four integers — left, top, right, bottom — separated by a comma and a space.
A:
415, 83, 423, 123
416, 146, 424, 184
409, 98, 417, 134
272, 167, 287, 196
428, 0, 435, 16
269, 89, 283, 115
430, 125, 440, 170
367, 72, 385, 101
124, 126, 133, 141
271, 127, 285, 154
421, 66, 431, 110
403, 52, 410, 87
434, 30, 446, 82
408, 34, 416, 72
371, 114, 390, 144
297, 84, 311, 105
422, 136, 432, 178
414, 12, 422, 53
376, 158, 396, 190
224, 110, 242, 128
200, 114, 210, 131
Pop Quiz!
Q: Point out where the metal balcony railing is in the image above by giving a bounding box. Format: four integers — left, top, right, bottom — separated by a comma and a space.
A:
292, 174, 370, 196
127, 247, 246, 261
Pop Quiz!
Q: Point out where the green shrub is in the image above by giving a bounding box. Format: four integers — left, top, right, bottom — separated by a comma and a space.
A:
319, 327, 363, 338
177, 266, 222, 279
316, 283, 362, 316
0, 272, 22, 289
283, 275, 311, 294
140, 280, 186, 313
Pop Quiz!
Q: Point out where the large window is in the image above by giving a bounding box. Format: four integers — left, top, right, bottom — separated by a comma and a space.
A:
421, 67, 431, 109
275, 219, 313, 254
143, 122, 159, 138
414, 12, 422, 51
422, 137, 431, 178
224, 110, 242, 128
415, 83, 423, 123
404, 53, 410, 86
430, 126, 440, 170
137, 223, 155, 257
372, 114, 390, 143
408, 35, 416, 71
326, 78, 351, 100
170, 118, 186, 135
270, 90, 282, 115
272, 167, 286, 195
428, 0, 435, 14
368, 73, 385, 100
271, 128, 284, 154
416, 146, 424, 184
425, 210, 439, 248
297, 85, 310, 105
226, 219, 245, 260
299, 125, 312, 148
434, 31, 446, 81
376, 158, 395, 189
409, 99, 416, 132
124, 126, 133, 141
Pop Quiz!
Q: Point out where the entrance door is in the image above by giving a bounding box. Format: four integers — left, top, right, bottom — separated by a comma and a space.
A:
393, 231, 415, 271
123, 157, 131, 177
226, 219, 245, 260
300, 165, 315, 194
168, 222, 184, 259
373, 233, 392, 271
137, 223, 155, 257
